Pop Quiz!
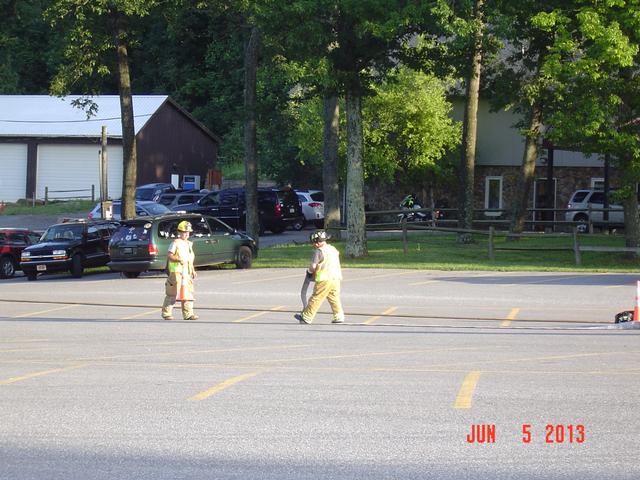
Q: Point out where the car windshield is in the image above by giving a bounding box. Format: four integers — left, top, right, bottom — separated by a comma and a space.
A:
41, 224, 84, 242
111, 225, 151, 243
277, 190, 298, 204
198, 192, 220, 207
310, 192, 324, 202
143, 203, 172, 215
158, 195, 175, 206
135, 188, 156, 201
570, 191, 589, 204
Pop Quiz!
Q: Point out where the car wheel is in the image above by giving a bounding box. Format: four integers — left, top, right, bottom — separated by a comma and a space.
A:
26, 271, 37, 281
70, 254, 84, 278
235, 246, 253, 269
292, 219, 306, 231
123, 271, 141, 279
0, 256, 16, 279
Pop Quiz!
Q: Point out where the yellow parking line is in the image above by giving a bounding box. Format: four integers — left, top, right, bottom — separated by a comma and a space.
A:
13, 304, 76, 318
0, 364, 86, 385
345, 271, 413, 282
454, 371, 481, 409
189, 371, 260, 401
500, 308, 520, 327
120, 309, 160, 320
363, 306, 398, 325
232, 274, 302, 285
233, 306, 284, 323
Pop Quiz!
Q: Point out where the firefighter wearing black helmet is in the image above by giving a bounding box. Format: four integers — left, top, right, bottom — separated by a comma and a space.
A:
294, 230, 344, 324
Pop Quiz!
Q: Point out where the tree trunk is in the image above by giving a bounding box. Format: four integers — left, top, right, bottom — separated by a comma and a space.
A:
323, 96, 341, 239
509, 103, 543, 235
115, 14, 137, 220
622, 156, 640, 256
457, 0, 484, 243
243, 25, 260, 246
345, 90, 367, 257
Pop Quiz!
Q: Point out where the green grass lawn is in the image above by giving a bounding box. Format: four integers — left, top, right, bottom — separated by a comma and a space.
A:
254, 231, 640, 272
1, 200, 95, 216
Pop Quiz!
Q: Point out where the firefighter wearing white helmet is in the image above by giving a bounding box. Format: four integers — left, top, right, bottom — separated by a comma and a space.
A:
161, 220, 199, 320
294, 230, 344, 324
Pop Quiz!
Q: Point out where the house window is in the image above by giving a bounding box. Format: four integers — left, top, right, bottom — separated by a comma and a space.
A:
484, 176, 503, 216
591, 178, 604, 190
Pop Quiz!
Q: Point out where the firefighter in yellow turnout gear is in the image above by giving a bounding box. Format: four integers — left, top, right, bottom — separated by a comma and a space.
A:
161, 220, 199, 320
295, 230, 344, 324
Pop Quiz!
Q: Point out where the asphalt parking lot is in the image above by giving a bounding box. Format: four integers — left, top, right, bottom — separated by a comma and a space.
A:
1, 268, 639, 479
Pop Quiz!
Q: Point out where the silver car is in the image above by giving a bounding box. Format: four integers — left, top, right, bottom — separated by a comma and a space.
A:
88, 200, 171, 220
565, 190, 624, 231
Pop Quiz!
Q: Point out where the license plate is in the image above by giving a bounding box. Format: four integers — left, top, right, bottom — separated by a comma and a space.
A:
289, 208, 295, 213
122, 247, 133, 254
36, 264, 47, 271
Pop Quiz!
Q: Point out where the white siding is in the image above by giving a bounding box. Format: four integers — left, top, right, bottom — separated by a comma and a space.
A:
36, 144, 123, 201
452, 99, 603, 167
0, 144, 28, 202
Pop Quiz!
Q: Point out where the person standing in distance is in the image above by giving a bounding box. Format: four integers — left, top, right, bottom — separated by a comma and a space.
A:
295, 230, 344, 324
162, 220, 199, 320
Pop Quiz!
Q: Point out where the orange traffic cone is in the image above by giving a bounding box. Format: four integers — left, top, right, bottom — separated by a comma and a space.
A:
634, 281, 640, 323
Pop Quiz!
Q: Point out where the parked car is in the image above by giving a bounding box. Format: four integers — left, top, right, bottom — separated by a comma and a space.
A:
0, 228, 42, 278
20, 220, 119, 280
182, 187, 305, 234
157, 191, 206, 210
107, 213, 257, 278
88, 200, 172, 220
135, 183, 177, 202
565, 190, 624, 232
296, 189, 324, 229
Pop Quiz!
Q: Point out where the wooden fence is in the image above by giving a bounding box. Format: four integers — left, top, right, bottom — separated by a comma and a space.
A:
365, 206, 626, 233
363, 207, 640, 265
44, 185, 95, 204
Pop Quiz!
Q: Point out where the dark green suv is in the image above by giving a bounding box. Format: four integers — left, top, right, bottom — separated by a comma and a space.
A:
107, 213, 257, 278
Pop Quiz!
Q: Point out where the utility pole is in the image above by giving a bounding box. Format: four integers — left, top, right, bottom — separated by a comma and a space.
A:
99, 126, 112, 219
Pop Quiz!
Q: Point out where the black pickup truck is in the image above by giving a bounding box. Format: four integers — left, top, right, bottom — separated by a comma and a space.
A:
182, 187, 304, 234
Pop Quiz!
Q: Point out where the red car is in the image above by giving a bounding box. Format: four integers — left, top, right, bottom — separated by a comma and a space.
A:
0, 228, 42, 278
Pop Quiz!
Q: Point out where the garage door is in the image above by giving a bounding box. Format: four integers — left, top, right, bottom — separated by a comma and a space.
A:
0, 144, 28, 202
37, 144, 123, 201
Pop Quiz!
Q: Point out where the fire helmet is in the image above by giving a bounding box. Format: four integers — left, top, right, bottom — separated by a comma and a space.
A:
310, 230, 329, 243
177, 220, 193, 232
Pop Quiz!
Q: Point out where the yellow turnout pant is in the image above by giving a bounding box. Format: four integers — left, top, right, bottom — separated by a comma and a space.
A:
162, 272, 195, 319
302, 279, 344, 323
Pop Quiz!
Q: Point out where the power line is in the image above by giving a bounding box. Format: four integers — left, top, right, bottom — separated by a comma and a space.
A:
0, 113, 152, 124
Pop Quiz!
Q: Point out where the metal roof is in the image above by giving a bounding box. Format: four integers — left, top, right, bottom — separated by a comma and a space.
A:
0, 95, 169, 138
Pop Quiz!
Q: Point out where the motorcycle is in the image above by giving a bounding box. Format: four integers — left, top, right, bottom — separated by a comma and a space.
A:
397, 195, 433, 223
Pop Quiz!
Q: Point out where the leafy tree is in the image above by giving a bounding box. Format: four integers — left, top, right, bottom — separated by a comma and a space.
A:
534, 1, 640, 249
486, 0, 564, 236
454, 0, 486, 242
257, 0, 451, 257
291, 68, 459, 181
46, 0, 159, 219
365, 66, 461, 186
0, 0, 60, 94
